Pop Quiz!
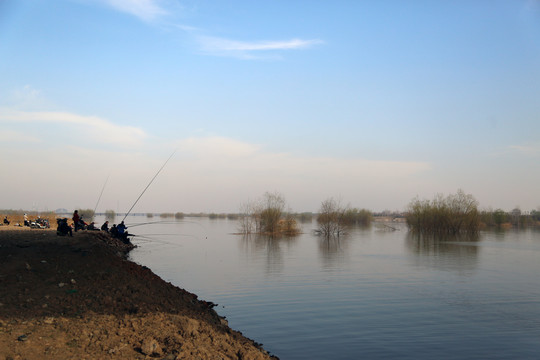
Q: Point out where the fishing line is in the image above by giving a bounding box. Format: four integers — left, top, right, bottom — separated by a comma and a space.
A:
131, 237, 183, 247
122, 149, 176, 223
126, 219, 209, 234
127, 220, 180, 228
131, 233, 202, 246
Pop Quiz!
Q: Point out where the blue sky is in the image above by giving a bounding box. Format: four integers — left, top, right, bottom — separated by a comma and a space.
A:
1, 0, 539, 213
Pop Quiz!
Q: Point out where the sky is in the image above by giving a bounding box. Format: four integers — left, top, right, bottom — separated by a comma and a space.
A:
1, 0, 539, 214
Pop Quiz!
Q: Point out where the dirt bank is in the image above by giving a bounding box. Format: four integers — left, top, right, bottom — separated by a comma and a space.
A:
0, 227, 278, 359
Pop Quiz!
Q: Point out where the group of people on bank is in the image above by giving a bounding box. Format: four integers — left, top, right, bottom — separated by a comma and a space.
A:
56, 210, 131, 244
2, 214, 49, 228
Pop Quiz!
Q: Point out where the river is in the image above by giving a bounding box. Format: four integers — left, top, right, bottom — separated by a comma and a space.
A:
98, 216, 540, 359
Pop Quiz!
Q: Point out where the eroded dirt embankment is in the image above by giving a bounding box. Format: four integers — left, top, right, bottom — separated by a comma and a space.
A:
0, 228, 277, 359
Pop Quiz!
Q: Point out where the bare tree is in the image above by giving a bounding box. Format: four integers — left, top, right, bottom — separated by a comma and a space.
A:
238, 201, 257, 234
238, 192, 298, 236
260, 192, 285, 234
317, 198, 349, 237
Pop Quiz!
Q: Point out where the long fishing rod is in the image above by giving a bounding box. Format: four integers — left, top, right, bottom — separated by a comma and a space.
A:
93, 174, 110, 214
127, 220, 179, 228
127, 219, 209, 229
122, 149, 176, 223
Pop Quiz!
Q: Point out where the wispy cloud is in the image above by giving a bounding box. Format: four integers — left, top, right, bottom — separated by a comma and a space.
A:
173, 136, 429, 177
89, 1, 324, 59
198, 36, 323, 52
100, 0, 168, 22
0, 109, 146, 147
197, 36, 324, 58
156, 136, 430, 211
0, 129, 40, 143
178, 136, 260, 158
508, 143, 540, 156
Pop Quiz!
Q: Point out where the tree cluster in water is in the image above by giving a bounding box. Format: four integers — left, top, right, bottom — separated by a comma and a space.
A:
316, 198, 372, 237
405, 189, 480, 234
238, 192, 300, 236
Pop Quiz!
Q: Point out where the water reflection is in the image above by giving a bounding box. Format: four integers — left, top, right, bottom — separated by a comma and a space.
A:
317, 234, 351, 268
238, 234, 298, 274
405, 232, 480, 274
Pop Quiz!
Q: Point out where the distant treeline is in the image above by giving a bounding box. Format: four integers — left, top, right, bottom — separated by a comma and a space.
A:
479, 208, 540, 228
5, 193, 538, 235
405, 190, 540, 234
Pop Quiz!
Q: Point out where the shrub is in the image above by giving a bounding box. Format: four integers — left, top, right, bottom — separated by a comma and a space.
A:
105, 209, 116, 221
237, 192, 299, 236
405, 189, 479, 234
317, 198, 348, 237
78, 209, 95, 222
341, 208, 372, 226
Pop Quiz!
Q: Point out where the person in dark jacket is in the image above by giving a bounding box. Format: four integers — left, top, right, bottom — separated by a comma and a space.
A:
110, 224, 118, 237
57, 218, 73, 236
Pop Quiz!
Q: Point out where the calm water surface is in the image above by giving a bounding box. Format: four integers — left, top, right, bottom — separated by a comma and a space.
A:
105, 216, 540, 359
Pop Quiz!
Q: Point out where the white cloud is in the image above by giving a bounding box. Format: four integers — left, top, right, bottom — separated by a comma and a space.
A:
0, 129, 40, 143
198, 36, 324, 52
0, 109, 146, 147
177, 136, 260, 158
5, 85, 51, 110
100, 0, 168, 22
87, 2, 324, 59
174, 136, 428, 174
197, 36, 324, 58
152, 136, 431, 212
508, 143, 540, 156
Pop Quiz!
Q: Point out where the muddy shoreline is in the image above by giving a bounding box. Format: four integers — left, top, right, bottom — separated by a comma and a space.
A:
0, 227, 277, 359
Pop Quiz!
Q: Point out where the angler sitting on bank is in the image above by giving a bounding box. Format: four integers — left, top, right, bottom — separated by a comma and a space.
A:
110, 224, 118, 237
56, 218, 73, 237
116, 221, 131, 244
101, 221, 109, 232
87, 222, 98, 230
3, 216, 9, 225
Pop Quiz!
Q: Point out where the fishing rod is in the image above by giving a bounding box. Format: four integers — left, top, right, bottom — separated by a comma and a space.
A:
127, 219, 209, 229
93, 174, 110, 214
127, 220, 180, 228
130, 235, 185, 247
130, 233, 203, 244
122, 149, 176, 223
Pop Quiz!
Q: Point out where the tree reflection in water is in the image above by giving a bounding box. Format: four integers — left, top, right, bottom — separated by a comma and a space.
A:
238, 233, 298, 275
405, 232, 480, 275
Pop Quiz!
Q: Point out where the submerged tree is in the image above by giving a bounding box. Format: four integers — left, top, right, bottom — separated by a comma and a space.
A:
105, 209, 116, 221
79, 209, 95, 222
317, 198, 349, 237
259, 192, 286, 234
405, 189, 479, 234
238, 192, 299, 236
341, 208, 372, 226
